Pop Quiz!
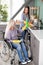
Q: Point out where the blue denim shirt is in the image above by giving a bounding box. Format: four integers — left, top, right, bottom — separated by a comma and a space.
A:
20, 13, 29, 28
21, 13, 29, 21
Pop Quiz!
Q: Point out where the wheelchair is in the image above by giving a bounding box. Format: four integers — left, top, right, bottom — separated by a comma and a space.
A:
0, 31, 21, 65
0, 30, 31, 65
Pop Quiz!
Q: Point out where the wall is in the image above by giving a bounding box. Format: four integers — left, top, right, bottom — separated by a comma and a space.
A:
35, 0, 43, 22
25, 0, 35, 6
29, 0, 35, 6
11, 0, 24, 20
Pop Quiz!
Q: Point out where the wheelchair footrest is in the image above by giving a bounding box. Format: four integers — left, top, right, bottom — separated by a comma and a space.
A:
11, 59, 14, 65
19, 61, 27, 65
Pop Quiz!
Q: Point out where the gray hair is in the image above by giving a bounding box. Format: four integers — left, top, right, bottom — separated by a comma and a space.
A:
5, 20, 15, 38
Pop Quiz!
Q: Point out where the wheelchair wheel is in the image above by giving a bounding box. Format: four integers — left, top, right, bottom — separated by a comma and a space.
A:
0, 41, 10, 62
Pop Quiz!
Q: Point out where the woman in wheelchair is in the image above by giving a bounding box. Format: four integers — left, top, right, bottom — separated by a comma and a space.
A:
4, 20, 31, 64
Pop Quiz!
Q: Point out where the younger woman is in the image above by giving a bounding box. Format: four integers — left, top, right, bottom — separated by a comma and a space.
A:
21, 6, 30, 39
21, 6, 30, 21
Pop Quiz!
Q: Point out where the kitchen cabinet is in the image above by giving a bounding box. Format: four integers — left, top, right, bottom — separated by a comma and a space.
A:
31, 32, 39, 65
28, 28, 43, 65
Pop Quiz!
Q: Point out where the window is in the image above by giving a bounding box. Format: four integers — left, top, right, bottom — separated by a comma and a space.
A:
0, 0, 25, 21
1, 0, 11, 21
11, 0, 25, 20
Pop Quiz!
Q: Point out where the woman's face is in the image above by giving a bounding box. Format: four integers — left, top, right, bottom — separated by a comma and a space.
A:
10, 26, 14, 30
25, 8, 28, 15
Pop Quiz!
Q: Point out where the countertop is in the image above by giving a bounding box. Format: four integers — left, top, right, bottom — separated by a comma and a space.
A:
28, 27, 43, 41
0, 22, 43, 41
0, 22, 8, 25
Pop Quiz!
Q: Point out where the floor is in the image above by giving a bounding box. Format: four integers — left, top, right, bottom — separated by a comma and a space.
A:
0, 44, 34, 65
0, 45, 34, 65
26, 62, 34, 65
20, 62, 34, 65
0, 34, 34, 65
0, 56, 34, 65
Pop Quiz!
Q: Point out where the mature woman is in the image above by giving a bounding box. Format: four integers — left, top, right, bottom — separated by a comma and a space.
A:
5, 20, 31, 65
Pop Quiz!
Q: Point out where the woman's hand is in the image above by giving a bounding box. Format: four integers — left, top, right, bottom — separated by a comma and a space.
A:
16, 20, 21, 25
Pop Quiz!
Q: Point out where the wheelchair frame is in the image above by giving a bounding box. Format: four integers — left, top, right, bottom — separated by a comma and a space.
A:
0, 30, 31, 65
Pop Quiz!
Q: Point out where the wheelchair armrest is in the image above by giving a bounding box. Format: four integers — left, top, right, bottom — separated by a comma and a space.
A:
0, 31, 12, 49
17, 34, 22, 40
0, 31, 16, 50
4, 39, 13, 50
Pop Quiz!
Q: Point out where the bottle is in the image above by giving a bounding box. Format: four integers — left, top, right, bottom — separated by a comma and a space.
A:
26, 18, 29, 28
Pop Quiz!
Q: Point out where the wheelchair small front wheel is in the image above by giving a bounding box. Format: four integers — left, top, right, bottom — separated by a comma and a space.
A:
0, 41, 10, 62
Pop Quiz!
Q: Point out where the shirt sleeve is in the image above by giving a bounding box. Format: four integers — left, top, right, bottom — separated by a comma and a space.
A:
5, 30, 11, 40
21, 13, 24, 21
